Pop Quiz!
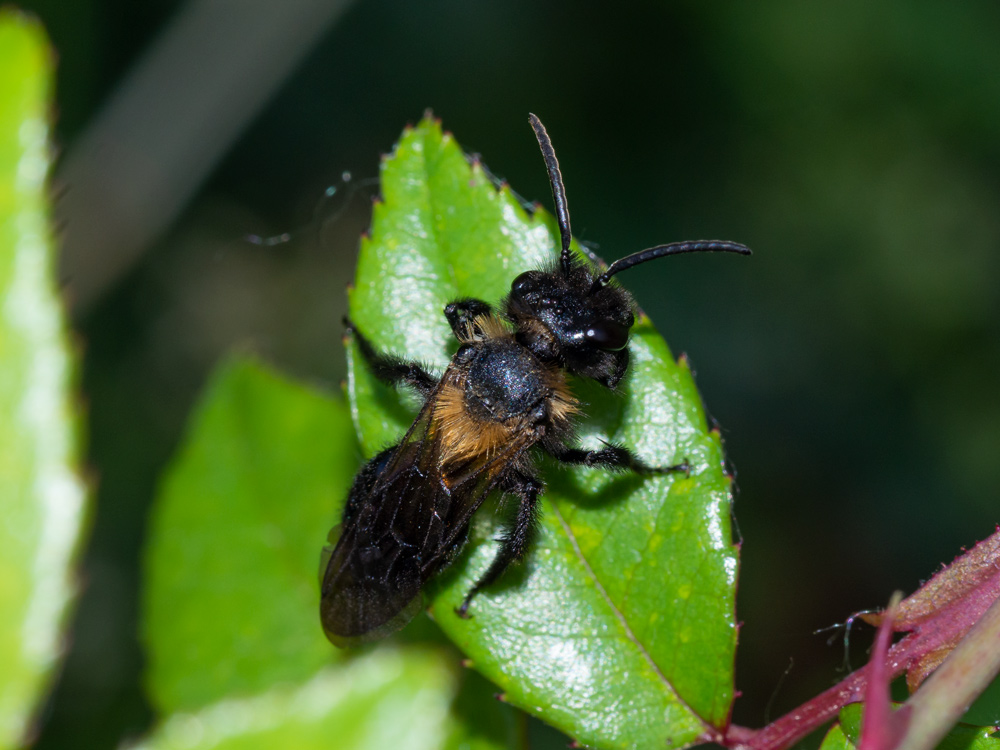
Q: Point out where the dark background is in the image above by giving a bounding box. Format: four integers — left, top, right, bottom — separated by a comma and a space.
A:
21, 0, 1000, 747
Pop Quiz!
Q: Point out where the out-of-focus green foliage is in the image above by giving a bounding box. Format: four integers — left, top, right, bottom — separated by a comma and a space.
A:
346, 116, 739, 749
818, 723, 855, 750
823, 703, 1000, 750
133, 650, 456, 750
0, 12, 88, 749
143, 358, 357, 712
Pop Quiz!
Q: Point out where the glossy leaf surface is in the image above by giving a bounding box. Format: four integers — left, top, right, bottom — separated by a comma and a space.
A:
143, 358, 358, 712
0, 14, 88, 748
346, 115, 740, 749
133, 650, 455, 750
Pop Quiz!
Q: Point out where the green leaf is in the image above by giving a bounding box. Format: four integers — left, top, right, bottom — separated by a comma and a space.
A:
143, 357, 359, 713
0, 12, 89, 748
346, 115, 739, 749
837, 703, 1000, 750
445, 669, 520, 750
132, 649, 456, 750
818, 723, 855, 750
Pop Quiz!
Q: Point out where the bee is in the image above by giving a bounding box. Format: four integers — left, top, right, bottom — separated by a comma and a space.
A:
320, 114, 750, 646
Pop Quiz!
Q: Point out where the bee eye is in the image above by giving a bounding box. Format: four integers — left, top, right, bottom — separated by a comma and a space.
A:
511, 272, 535, 297
585, 320, 631, 351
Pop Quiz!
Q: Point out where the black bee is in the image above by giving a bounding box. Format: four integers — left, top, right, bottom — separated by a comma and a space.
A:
320, 114, 750, 646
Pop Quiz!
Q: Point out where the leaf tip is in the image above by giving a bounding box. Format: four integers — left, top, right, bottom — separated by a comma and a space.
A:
0, 9, 50, 53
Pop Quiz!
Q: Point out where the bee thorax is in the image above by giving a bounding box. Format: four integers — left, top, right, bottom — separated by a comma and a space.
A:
464, 338, 550, 422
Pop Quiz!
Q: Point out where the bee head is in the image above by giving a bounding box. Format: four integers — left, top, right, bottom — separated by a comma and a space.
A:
518, 113, 752, 388
505, 259, 635, 387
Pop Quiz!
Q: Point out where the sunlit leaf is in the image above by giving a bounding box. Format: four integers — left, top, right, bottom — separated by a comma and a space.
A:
0, 13, 88, 748
346, 115, 740, 749
132, 649, 455, 750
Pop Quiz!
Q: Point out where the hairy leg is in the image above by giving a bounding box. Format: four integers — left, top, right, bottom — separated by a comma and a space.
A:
444, 298, 492, 339
457, 470, 542, 618
344, 317, 437, 398
547, 441, 689, 475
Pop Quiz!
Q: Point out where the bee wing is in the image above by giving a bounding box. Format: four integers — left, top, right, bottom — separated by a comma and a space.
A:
320, 389, 449, 646
373, 363, 456, 480
319, 505, 425, 647
321, 366, 540, 645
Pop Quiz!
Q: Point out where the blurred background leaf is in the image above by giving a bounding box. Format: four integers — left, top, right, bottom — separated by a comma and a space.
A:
826, 703, 1000, 750
142, 357, 357, 712
0, 11, 88, 749
133, 650, 457, 750
817, 724, 853, 750
10, 0, 999, 746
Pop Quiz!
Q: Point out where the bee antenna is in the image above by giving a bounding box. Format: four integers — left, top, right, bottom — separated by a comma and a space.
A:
590, 240, 752, 293
528, 114, 574, 277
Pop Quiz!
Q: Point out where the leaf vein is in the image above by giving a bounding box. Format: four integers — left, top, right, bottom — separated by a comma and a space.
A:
548, 500, 709, 731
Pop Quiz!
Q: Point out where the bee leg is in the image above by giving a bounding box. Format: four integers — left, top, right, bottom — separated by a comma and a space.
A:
444, 298, 492, 339
547, 442, 690, 476
456, 471, 541, 619
344, 317, 437, 398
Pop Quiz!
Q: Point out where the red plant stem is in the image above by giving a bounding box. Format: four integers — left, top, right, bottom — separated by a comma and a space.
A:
859, 593, 906, 750
724, 665, 874, 750
725, 635, 933, 746
724, 567, 1000, 750
896, 594, 1000, 750
723, 571, 1000, 750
